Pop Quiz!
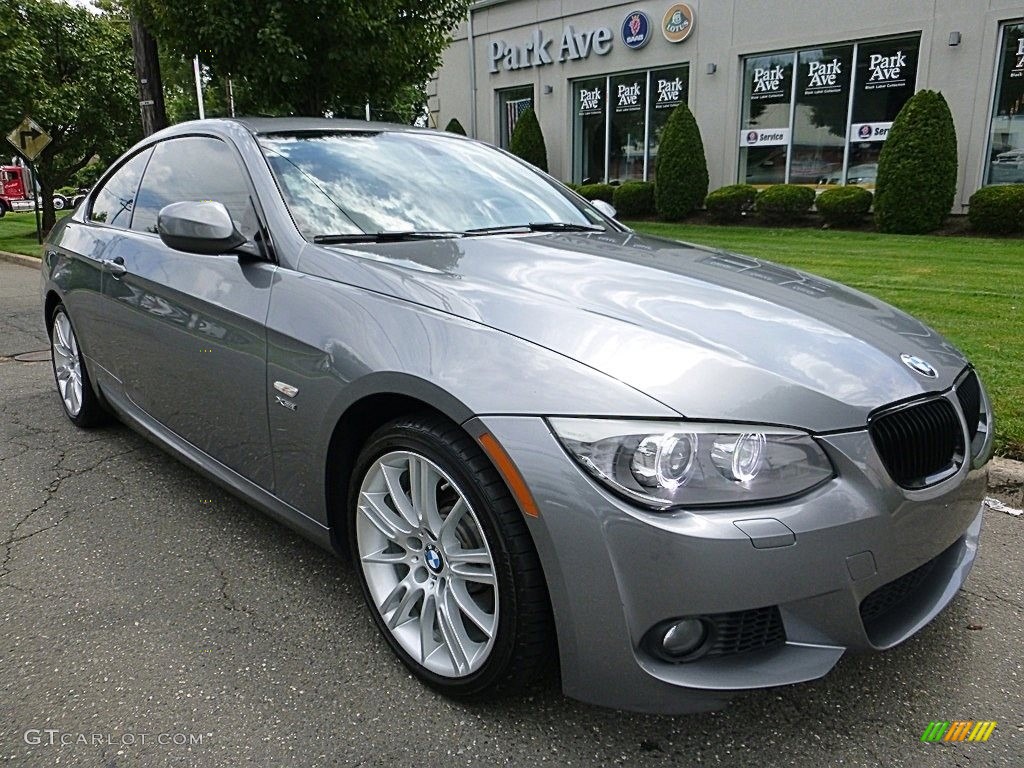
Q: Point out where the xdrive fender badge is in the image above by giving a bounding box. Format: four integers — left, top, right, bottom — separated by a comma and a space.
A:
900, 353, 938, 378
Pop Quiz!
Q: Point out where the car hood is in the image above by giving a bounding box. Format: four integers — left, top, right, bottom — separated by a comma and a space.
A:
300, 230, 968, 431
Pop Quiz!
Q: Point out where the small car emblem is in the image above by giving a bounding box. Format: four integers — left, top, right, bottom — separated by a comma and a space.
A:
425, 546, 443, 572
901, 353, 938, 378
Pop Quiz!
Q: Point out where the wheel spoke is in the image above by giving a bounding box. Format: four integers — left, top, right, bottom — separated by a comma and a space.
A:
418, 592, 437, 663
436, 589, 471, 675
360, 547, 407, 565
438, 497, 469, 543
65, 383, 80, 415
358, 491, 413, 541
409, 457, 443, 534
385, 582, 422, 630
445, 547, 491, 566
447, 578, 496, 639
449, 562, 496, 586
381, 463, 418, 529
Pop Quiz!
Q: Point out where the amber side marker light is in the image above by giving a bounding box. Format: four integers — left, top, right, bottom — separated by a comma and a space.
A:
477, 433, 540, 518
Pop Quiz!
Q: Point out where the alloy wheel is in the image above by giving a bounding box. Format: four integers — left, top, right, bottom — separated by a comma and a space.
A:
355, 450, 499, 678
51, 311, 83, 417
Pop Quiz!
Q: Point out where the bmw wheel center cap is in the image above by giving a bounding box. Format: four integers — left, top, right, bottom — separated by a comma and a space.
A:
425, 545, 444, 573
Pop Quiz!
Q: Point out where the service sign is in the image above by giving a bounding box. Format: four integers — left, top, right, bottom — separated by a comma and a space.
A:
739, 127, 791, 147
851, 121, 892, 143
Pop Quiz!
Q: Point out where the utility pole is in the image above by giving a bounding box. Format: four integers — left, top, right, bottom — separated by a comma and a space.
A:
129, 15, 168, 137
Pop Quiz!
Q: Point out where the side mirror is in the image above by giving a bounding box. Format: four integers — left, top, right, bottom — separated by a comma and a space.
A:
590, 199, 617, 219
157, 201, 247, 255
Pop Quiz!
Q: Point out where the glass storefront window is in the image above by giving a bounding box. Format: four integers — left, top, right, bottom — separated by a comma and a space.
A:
609, 72, 648, 182
573, 78, 607, 184
739, 53, 794, 186
736, 35, 919, 188
985, 21, 1024, 185
847, 36, 920, 187
497, 86, 534, 149
572, 66, 690, 184
791, 46, 852, 185
647, 67, 689, 181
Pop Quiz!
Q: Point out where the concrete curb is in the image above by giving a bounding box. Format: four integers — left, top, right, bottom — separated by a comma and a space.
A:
0, 249, 41, 269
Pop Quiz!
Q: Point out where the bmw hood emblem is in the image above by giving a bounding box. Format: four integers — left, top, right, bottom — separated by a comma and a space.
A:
900, 353, 938, 378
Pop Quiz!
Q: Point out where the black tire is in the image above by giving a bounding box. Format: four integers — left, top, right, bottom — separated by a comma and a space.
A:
347, 413, 553, 700
52, 195, 67, 211
49, 304, 108, 428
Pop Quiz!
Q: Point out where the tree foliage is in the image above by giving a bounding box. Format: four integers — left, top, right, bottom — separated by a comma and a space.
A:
509, 108, 547, 172
0, 0, 139, 232
132, 0, 469, 117
874, 90, 958, 234
654, 103, 708, 220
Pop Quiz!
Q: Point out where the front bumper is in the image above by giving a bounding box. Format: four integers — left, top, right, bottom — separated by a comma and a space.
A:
468, 416, 986, 714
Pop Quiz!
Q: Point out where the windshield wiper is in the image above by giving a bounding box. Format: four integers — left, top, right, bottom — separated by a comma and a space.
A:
464, 222, 606, 236
313, 231, 463, 244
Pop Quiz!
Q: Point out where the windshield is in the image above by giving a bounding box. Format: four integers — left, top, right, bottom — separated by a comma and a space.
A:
258, 131, 604, 239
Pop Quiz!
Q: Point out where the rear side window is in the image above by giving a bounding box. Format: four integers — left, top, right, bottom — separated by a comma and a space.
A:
89, 148, 152, 228
130, 136, 258, 237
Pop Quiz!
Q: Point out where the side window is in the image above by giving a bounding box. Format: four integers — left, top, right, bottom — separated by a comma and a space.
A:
89, 148, 152, 228
131, 136, 258, 238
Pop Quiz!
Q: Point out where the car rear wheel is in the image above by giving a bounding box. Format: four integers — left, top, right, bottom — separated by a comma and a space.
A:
49, 304, 107, 428
348, 414, 552, 699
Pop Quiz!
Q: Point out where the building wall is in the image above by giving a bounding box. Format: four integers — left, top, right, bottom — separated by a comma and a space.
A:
433, 0, 1024, 209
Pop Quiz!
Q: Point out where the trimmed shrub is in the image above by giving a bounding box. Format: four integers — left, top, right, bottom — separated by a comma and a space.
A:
655, 103, 709, 220
755, 184, 816, 224
705, 184, 757, 223
576, 183, 616, 203
968, 185, 1024, 235
509, 108, 548, 172
875, 90, 957, 234
612, 181, 656, 217
444, 118, 467, 135
816, 186, 874, 228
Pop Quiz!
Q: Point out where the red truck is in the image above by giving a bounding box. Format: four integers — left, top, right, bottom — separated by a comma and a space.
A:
0, 165, 83, 217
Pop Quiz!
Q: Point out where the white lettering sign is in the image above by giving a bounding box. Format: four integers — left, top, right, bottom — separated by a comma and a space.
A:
867, 51, 907, 84
656, 77, 685, 107
851, 122, 893, 142
579, 87, 603, 114
807, 59, 842, 90
617, 82, 642, 109
1016, 37, 1024, 70
490, 25, 612, 73
739, 128, 791, 147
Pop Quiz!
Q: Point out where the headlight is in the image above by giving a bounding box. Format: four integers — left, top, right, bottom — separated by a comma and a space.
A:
549, 418, 834, 510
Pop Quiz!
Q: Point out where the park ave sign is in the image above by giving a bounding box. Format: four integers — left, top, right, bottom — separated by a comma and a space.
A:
488, 25, 614, 73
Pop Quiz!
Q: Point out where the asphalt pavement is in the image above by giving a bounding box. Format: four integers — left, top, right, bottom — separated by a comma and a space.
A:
1, 258, 1022, 767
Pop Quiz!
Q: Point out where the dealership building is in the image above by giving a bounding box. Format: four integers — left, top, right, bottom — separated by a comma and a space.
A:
430, 0, 1024, 209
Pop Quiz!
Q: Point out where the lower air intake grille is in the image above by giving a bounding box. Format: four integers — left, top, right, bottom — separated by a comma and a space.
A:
869, 398, 963, 489
706, 606, 786, 658
859, 558, 936, 626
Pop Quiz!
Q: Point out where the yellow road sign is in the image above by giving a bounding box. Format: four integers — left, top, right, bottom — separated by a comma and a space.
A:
6, 117, 51, 161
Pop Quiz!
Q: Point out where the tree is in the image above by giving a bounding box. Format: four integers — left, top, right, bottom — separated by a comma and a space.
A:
445, 118, 467, 135
874, 90, 958, 234
1, 0, 139, 233
654, 103, 708, 220
132, 0, 469, 117
509, 108, 547, 172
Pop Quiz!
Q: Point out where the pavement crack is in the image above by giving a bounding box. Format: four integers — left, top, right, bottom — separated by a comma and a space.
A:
961, 587, 1024, 613
211, 557, 265, 634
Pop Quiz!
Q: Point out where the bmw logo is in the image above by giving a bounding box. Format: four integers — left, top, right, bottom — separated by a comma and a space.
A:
425, 545, 444, 573
900, 353, 938, 378
621, 10, 651, 49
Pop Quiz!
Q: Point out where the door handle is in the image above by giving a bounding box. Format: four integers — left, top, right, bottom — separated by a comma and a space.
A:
101, 256, 127, 277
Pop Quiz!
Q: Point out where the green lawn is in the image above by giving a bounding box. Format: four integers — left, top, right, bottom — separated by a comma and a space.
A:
0, 211, 48, 257
628, 222, 1024, 459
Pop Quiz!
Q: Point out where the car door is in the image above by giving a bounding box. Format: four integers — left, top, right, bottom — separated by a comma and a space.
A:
50, 148, 152, 379
101, 135, 276, 489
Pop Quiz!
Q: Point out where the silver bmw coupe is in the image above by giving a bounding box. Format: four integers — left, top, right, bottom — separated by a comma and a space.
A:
42, 118, 993, 714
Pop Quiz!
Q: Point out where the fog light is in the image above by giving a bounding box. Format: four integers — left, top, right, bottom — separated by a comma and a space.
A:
661, 618, 708, 657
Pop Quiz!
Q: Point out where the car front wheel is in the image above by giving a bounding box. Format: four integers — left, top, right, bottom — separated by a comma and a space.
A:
52, 195, 67, 210
348, 415, 552, 699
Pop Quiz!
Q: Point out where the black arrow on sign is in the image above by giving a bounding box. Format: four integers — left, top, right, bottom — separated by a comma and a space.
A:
19, 127, 41, 150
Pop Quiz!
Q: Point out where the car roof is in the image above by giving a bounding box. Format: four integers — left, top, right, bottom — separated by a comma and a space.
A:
229, 116, 424, 135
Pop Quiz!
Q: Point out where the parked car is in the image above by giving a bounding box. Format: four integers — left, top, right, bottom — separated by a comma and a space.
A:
817, 162, 878, 187
41, 119, 993, 714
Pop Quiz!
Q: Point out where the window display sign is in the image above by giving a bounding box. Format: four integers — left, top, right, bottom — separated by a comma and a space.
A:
577, 83, 604, 116
790, 46, 852, 184
985, 21, 1024, 185
739, 53, 794, 185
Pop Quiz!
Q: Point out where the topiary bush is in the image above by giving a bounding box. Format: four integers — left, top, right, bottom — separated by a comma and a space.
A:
655, 103, 709, 220
874, 90, 957, 234
576, 183, 616, 203
444, 118, 467, 135
509, 108, 548, 172
755, 184, 816, 224
705, 184, 758, 223
612, 181, 656, 217
816, 186, 874, 228
968, 184, 1024, 235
